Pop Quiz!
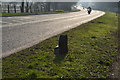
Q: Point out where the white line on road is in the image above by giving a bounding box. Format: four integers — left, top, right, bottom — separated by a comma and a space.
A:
2, 11, 98, 28
0, 21, 10, 24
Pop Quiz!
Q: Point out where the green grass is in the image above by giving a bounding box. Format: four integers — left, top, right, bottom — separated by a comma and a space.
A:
1, 10, 80, 17
2, 12, 118, 79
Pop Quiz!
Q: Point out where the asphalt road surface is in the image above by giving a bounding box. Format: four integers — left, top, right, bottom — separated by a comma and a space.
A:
2, 10, 105, 58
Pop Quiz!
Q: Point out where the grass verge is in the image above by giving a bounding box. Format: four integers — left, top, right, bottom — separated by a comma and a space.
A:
2, 12, 118, 79
1, 10, 80, 17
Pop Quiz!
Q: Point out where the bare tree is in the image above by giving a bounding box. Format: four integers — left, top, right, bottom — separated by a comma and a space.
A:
25, 0, 30, 13
21, 0, 24, 13
7, 4, 10, 13
46, 2, 51, 12
29, 2, 33, 13
13, 4, 16, 13
11, 2, 18, 13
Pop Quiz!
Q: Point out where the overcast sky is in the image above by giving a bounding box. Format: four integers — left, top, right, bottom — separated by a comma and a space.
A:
79, 0, 119, 2
0, 0, 120, 2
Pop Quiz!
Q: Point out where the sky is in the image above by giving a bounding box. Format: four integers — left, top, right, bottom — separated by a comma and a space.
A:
0, 0, 120, 2
79, 0, 119, 2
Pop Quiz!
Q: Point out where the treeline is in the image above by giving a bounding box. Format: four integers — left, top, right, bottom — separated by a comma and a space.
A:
1, 1, 77, 13
80, 2, 118, 13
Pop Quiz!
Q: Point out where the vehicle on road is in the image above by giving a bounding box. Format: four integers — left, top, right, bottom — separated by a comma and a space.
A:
87, 7, 92, 14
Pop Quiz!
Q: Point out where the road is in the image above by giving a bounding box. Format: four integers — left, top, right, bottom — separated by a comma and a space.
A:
2, 10, 105, 58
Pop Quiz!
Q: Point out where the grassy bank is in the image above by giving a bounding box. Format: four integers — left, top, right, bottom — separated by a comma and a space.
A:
1, 10, 80, 17
2, 12, 118, 79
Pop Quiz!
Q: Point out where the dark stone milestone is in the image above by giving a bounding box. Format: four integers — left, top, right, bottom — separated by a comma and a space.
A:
59, 35, 68, 55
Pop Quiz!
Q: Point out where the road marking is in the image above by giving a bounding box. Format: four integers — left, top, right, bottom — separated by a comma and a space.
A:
0, 21, 10, 24
2, 10, 99, 28
51, 11, 100, 23
11, 20, 28, 23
